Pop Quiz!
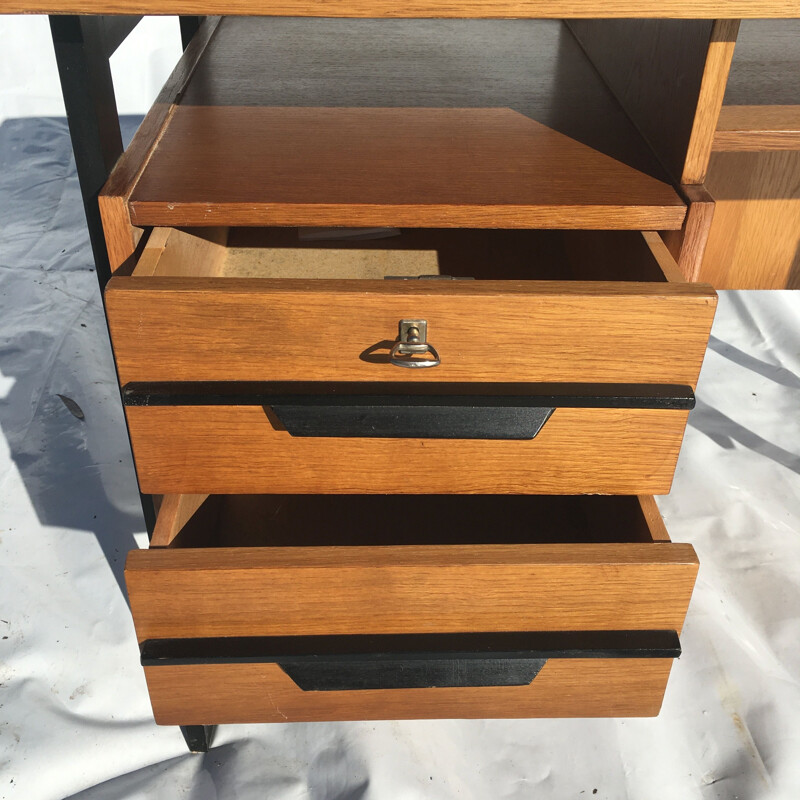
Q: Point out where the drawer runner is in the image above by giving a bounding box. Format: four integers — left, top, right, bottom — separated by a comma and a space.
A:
140, 630, 681, 691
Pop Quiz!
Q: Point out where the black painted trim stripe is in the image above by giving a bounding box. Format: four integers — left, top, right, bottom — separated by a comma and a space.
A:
140, 630, 681, 666
140, 631, 680, 690
123, 382, 695, 410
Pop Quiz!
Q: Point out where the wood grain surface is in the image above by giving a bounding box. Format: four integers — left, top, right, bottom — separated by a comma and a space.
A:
150, 494, 208, 547
682, 19, 740, 184
176, 18, 668, 181
128, 106, 685, 230
106, 276, 716, 386
98, 16, 221, 270
143, 658, 674, 724
701, 149, 800, 288
714, 106, 800, 150
8, 0, 798, 18
126, 537, 698, 640
661, 185, 717, 282
569, 20, 721, 185
124, 405, 691, 495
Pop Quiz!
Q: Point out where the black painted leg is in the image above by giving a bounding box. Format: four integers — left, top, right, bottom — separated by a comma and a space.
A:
179, 16, 203, 49
180, 725, 216, 753
49, 14, 156, 538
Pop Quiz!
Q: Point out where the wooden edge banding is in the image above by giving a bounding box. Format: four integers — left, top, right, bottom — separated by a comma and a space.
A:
682, 19, 741, 184
7, 1, 799, 18
714, 105, 800, 150
637, 495, 672, 542
641, 232, 687, 284
661, 185, 717, 283
150, 494, 209, 547
126, 541, 700, 572
99, 17, 222, 272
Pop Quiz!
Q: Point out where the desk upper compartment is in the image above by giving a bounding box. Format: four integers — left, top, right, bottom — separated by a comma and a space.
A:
105, 18, 686, 237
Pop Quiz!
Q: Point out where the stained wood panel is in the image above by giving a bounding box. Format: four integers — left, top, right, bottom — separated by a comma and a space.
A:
128, 106, 685, 230
143, 658, 674, 724
98, 16, 221, 270
124, 405, 691, 495
126, 541, 698, 640
106, 277, 716, 386
569, 20, 738, 185
714, 106, 800, 150
7, 0, 798, 17
177, 18, 667, 181
702, 149, 800, 289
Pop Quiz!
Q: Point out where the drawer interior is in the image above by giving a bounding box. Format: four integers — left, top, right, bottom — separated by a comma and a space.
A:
155, 494, 672, 549
132, 227, 683, 283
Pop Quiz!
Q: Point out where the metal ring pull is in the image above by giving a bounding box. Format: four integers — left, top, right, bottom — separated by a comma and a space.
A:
389, 320, 441, 368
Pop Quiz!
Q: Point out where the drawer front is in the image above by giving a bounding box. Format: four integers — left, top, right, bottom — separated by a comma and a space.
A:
105, 277, 716, 386
126, 548, 697, 641
126, 494, 697, 723
141, 647, 675, 724
125, 404, 690, 494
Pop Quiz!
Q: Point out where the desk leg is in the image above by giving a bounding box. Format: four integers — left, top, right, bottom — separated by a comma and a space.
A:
49, 14, 157, 536
180, 725, 217, 753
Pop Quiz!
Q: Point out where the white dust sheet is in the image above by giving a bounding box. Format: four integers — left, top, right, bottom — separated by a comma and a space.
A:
1, 116, 799, 800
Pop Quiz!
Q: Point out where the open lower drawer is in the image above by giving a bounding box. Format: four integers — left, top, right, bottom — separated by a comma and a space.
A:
106, 227, 716, 495
127, 494, 698, 724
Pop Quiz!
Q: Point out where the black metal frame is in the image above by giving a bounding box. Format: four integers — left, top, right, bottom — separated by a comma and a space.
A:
48, 13, 211, 752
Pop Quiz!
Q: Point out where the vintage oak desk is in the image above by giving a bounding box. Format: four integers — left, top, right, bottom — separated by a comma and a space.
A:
5, 2, 798, 753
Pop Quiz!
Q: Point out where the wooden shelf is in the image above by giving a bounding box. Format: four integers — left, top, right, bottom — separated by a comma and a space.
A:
125, 18, 685, 231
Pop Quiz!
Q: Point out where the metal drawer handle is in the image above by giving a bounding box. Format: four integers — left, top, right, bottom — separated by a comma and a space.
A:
389, 319, 440, 368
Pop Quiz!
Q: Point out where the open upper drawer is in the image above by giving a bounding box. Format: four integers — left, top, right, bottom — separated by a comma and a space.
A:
105, 227, 715, 495
127, 493, 698, 724
99, 17, 689, 269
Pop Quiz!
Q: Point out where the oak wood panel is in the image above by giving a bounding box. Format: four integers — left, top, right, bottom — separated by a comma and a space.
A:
714, 106, 800, 150
143, 658, 673, 725
723, 19, 800, 106
701, 149, 800, 289
106, 278, 716, 386
9, 0, 799, 17
126, 540, 698, 640
128, 107, 685, 230
124, 406, 691, 495
682, 20, 740, 184
150, 494, 208, 547
98, 16, 221, 270
569, 20, 720, 185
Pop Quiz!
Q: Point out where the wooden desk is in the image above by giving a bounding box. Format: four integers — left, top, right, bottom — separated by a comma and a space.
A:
2, 4, 796, 753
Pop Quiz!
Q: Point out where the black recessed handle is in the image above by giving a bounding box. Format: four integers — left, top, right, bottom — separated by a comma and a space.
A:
140, 631, 681, 692
123, 382, 696, 441
270, 400, 554, 439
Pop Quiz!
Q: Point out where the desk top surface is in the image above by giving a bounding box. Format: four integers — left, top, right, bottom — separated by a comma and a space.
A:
5, 0, 800, 18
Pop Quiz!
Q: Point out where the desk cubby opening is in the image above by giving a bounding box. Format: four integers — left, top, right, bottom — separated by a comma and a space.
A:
115, 17, 686, 233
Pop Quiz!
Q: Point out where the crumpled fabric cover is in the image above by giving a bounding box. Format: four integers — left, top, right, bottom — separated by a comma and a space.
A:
1, 115, 799, 800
